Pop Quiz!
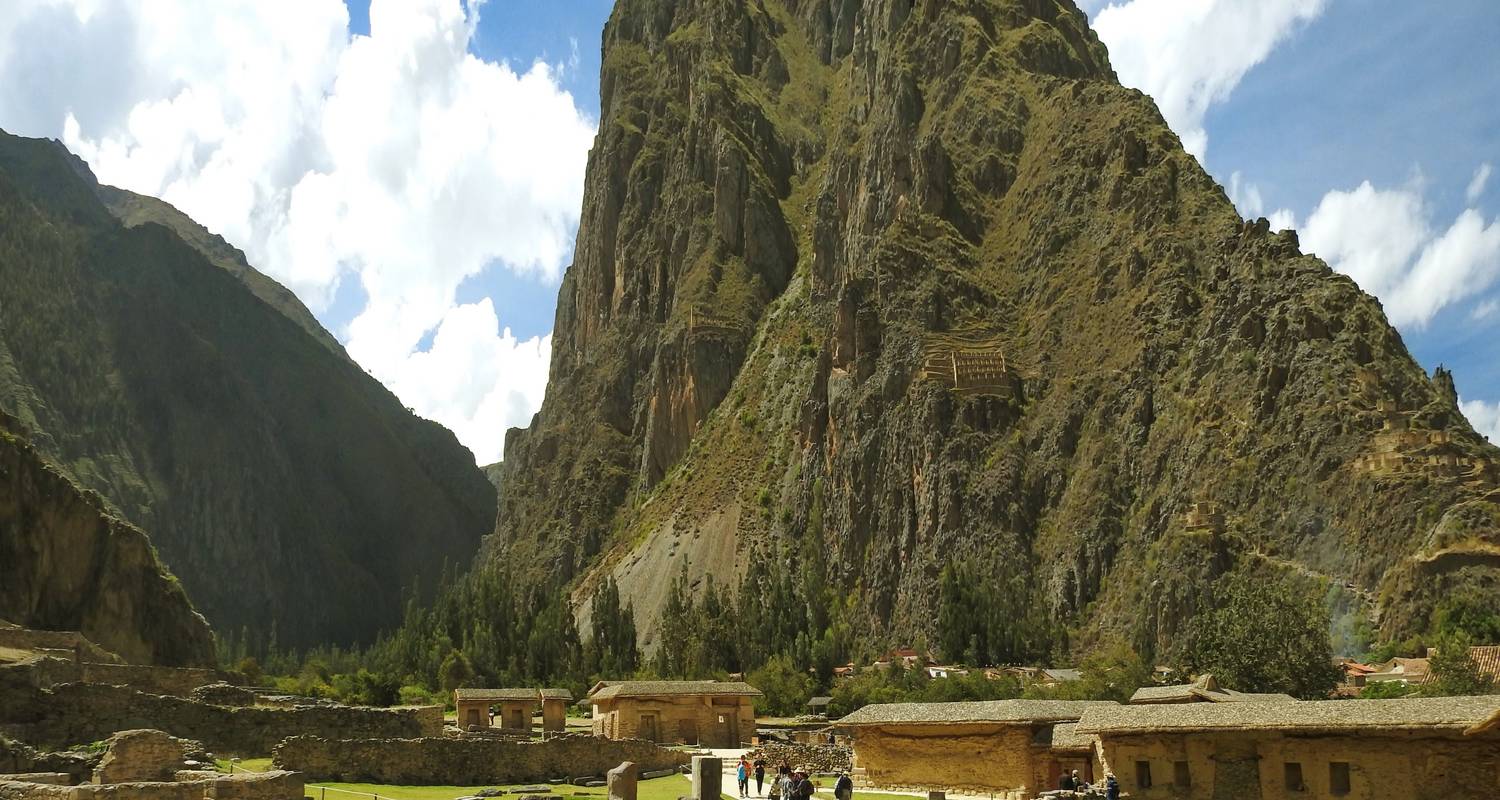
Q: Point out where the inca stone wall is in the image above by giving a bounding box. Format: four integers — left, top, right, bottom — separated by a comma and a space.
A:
0, 682, 440, 754
0, 771, 303, 800
271, 734, 690, 784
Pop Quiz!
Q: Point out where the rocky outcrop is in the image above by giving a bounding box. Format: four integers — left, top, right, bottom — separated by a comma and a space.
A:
0, 129, 496, 648
485, 0, 1500, 656
0, 415, 214, 667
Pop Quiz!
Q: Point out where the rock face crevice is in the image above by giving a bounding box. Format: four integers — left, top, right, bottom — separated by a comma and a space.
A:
0, 414, 215, 667
488, 0, 1500, 655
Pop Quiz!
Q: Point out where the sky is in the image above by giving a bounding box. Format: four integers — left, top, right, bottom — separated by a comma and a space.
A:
0, 0, 1496, 462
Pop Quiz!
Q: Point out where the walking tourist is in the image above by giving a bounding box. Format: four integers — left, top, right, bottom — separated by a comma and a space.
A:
1071, 770, 1087, 791
754, 759, 766, 796
737, 758, 749, 798
1104, 773, 1119, 800
1058, 771, 1075, 791
793, 768, 816, 800
833, 773, 853, 800
778, 765, 793, 800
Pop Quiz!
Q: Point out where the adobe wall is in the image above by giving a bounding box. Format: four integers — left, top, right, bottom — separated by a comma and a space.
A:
271, 734, 691, 784
851, 723, 1036, 796
1094, 730, 1500, 800
0, 771, 302, 800
593, 697, 755, 747
542, 699, 567, 732
0, 682, 441, 754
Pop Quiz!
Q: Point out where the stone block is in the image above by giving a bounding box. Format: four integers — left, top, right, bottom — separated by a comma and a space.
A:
690, 757, 721, 800
927, 792, 945, 800
607, 762, 637, 800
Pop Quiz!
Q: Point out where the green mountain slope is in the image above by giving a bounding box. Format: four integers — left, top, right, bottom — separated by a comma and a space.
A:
0, 130, 496, 649
486, 0, 1500, 659
0, 412, 215, 667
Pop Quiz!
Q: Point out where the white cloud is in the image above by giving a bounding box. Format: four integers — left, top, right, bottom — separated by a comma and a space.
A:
1228, 170, 1296, 230
1092, 0, 1326, 160
1302, 178, 1500, 328
1474, 298, 1499, 321
1468, 162, 1493, 204
0, 0, 594, 464
1461, 397, 1500, 443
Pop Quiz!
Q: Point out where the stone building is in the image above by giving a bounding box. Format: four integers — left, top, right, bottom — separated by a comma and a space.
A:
1076, 695, 1500, 799
586, 681, 761, 747
540, 688, 573, 733
454, 688, 540, 732
837, 699, 1114, 798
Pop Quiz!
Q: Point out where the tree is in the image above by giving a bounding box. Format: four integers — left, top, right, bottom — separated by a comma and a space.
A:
439, 649, 474, 694
1428, 631, 1497, 696
748, 654, 814, 717
1185, 573, 1339, 699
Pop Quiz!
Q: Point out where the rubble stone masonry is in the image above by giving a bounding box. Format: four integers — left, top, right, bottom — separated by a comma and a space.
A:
0, 682, 440, 754
272, 734, 690, 784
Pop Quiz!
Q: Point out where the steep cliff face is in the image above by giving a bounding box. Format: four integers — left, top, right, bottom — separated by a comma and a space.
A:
0, 413, 215, 667
490, 0, 1500, 655
0, 129, 496, 649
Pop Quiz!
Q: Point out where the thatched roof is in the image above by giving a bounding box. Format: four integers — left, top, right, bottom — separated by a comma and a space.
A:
1031, 722, 1095, 751
1078, 696, 1500, 735
838, 699, 1115, 727
587, 680, 762, 700
540, 688, 574, 701
454, 688, 540, 702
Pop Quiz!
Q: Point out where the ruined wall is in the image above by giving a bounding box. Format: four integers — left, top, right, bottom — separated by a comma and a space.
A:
851, 724, 1035, 795
0, 737, 97, 784
593, 697, 755, 747
0, 682, 440, 754
271, 734, 690, 784
0, 657, 233, 700
1095, 730, 1500, 800
0, 771, 301, 800
0, 628, 121, 664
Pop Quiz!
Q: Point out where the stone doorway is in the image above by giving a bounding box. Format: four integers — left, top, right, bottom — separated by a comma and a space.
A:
640, 713, 660, 742
714, 711, 739, 747
678, 718, 699, 745
508, 707, 525, 729
465, 708, 482, 728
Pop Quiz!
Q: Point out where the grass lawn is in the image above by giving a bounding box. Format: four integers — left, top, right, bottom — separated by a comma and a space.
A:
298, 775, 724, 800
214, 758, 275, 773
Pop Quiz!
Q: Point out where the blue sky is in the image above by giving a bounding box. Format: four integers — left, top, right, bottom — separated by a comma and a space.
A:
0, 0, 1496, 457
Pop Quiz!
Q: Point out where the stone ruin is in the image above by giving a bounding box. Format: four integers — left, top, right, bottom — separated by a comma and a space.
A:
0, 729, 303, 800
1352, 399, 1491, 482
1180, 501, 1224, 533
918, 333, 1019, 398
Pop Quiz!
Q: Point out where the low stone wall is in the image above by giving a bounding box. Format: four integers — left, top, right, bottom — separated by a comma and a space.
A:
0, 658, 236, 700
0, 771, 302, 800
272, 734, 691, 784
0, 736, 99, 784
77, 664, 230, 699
0, 682, 441, 754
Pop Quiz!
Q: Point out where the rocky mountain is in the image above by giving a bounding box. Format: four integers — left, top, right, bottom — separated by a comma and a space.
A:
0, 412, 215, 667
0, 129, 496, 649
486, 0, 1500, 657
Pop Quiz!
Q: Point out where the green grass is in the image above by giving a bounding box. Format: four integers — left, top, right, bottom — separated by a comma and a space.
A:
292, 776, 722, 800
215, 758, 274, 773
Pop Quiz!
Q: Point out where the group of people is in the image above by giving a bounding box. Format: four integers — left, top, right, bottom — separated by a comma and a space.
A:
736, 758, 853, 800
1058, 769, 1119, 799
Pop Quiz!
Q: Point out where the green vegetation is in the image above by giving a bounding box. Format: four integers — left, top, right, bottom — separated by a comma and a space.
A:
1183, 573, 1340, 699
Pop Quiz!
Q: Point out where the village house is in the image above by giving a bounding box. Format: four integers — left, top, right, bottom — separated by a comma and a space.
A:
837, 699, 1114, 798
586, 680, 761, 747
1129, 674, 1295, 704
1076, 695, 1500, 799
1362, 656, 1431, 686
453, 688, 542, 732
